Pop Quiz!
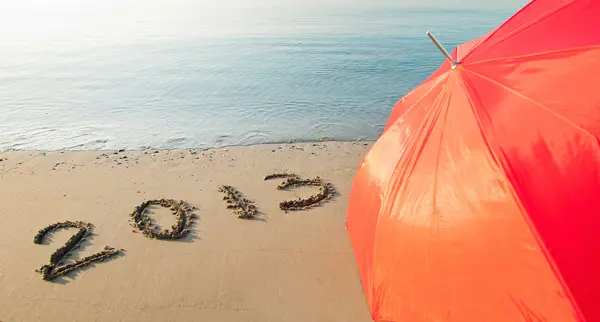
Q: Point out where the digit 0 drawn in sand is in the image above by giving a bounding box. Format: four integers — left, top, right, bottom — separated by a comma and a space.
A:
129, 199, 196, 240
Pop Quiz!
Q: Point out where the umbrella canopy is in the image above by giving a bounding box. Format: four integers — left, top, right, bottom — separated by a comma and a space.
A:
346, 0, 600, 321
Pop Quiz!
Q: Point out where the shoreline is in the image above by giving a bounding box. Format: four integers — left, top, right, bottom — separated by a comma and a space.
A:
0, 138, 377, 154
0, 141, 373, 322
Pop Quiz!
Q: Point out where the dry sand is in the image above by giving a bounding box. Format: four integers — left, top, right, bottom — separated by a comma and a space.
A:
0, 141, 374, 322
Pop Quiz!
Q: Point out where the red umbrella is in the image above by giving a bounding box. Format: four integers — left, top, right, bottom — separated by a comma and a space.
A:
346, 0, 600, 321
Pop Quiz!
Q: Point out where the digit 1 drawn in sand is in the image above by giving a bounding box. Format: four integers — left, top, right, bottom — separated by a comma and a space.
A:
129, 199, 196, 240
33, 221, 123, 281
218, 185, 259, 219
264, 173, 337, 211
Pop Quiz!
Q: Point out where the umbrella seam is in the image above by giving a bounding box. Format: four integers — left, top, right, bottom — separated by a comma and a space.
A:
464, 0, 576, 62
460, 0, 538, 62
462, 68, 596, 140
370, 75, 450, 315
456, 69, 586, 321
461, 0, 576, 63
432, 91, 453, 221
384, 73, 450, 134
375, 91, 453, 320
373, 94, 443, 319
387, 73, 450, 128
462, 44, 600, 66
364, 71, 450, 314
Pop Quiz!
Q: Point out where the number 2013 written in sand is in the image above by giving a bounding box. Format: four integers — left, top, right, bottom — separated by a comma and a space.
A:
33, 173, 337, 282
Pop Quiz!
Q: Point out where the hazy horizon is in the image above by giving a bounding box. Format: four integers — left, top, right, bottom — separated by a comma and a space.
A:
0, 0, 525, 151
0, 0, 529, 10
0, 0, 528, 45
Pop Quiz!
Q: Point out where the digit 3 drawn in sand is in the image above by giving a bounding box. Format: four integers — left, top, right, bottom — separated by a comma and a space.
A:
33, 221, 123, 281
129, 199, 196, 240
264, 173, 337, 211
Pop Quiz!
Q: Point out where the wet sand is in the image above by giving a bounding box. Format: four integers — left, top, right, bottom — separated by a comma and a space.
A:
0, 141, 373, 322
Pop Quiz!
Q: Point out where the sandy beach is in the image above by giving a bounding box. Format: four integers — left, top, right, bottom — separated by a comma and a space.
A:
0, 141, 373, 322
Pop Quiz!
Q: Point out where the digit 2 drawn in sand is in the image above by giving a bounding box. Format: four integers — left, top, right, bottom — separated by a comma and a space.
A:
129, 199, 196, 240
264, 173, 337, 211
33, 221, 123, 281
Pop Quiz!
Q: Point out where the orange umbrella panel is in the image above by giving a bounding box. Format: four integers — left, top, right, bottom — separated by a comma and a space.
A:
346, 0, 600, 321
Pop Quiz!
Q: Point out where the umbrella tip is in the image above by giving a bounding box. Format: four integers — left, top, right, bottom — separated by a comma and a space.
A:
426, 31, 456, 67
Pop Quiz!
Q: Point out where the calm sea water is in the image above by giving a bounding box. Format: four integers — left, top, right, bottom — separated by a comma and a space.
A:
0, 2, 516, 151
